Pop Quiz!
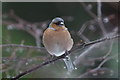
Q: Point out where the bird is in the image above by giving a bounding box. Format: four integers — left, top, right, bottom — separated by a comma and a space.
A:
42, 17, 75, 72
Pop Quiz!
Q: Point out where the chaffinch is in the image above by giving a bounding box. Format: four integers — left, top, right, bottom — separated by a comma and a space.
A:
42, 17, 75, 71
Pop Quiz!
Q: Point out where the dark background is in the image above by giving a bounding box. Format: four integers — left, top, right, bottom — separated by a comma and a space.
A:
2, 2, 119, 78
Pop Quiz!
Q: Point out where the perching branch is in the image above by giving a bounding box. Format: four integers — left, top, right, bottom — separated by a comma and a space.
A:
73, 35, 119, 51
83, 35, 119, 47
1, 35, 119, 50
2, 3, 119, 79
1, 34, 119, 80
11, 51, 69, 80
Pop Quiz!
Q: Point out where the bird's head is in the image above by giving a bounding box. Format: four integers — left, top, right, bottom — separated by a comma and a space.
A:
50, 17, 66, 30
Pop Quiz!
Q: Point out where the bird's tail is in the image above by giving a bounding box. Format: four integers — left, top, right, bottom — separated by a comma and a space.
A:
63, 55, 75, 72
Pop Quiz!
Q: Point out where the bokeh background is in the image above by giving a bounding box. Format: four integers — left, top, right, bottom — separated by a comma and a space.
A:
1, 2, 119, 78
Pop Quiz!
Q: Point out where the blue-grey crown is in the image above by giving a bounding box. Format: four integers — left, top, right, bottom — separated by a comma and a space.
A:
52, 17, 64, 23
51, 17, 64, 27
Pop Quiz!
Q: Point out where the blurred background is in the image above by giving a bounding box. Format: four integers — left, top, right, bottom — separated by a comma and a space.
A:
1, 2, 119, 78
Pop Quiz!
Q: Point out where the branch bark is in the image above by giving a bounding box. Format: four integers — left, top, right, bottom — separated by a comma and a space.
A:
1, 35, 119, 80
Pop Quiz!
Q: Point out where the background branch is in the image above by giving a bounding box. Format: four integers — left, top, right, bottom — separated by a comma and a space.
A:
2, 2, 119, 79
1, 34, 119, 52
97, 0, 107, 36
2, 34, 118, 80
78, 55, 117, 78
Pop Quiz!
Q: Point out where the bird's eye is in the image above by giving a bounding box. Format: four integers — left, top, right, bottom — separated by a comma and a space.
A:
55, 21, 64, 26
60, 22, 64, 25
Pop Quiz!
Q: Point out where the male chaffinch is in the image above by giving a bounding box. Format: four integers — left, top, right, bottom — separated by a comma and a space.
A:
42, 17, 75, 71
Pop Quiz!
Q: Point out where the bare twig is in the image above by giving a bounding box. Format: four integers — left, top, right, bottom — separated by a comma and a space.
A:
1, 44, 48, 55
74, 33, 119, 66
11, 52, 69, 80
79, 34, 90, 42
2, 10, 119, 79
97, 0, 107, 36
1, 44, 43, 49
85, 40, 114, 65
77, 20, 93, 42
1, 35, 119, 52
1, 34, 118, 80
78, 21, 90, 34
81, 2, 107, 36
97, 55, 117, 69
83, 35, 119, 47
3, 10, 74, 47
78, 55, 117, 78
80, 3, 97, 19
1, 35, 119, 79
3, 10, 49, 47
102, 41, 113, 59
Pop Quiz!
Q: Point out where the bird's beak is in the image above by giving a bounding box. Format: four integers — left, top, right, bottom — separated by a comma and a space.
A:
60, 22, 64, 25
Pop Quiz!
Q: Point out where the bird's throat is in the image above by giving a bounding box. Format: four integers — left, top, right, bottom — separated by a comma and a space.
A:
50, 24, 66, 31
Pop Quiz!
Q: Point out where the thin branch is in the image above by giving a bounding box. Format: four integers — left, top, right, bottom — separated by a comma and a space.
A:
97, 0, 102, 19
78, 55, 117, 78
74, 34, 119, 66
81, 2, 107, 36
80, 3, 97, 19
79, 34, 90, 42
3, 10, 74, 47
78, 20, 91, 35
85, 41, 114, 65
1, 35, 119, 52
97, 0, 107, 36
11, 52, 69, 80
2, 35, 117, 80
83, 35, 119, 47
102, 41, 113, 59
1, 44, 48, 54
97, 55, 117, 69
1, 44, 43, 49
77, 20, 93, 42
3, 10, 49, 47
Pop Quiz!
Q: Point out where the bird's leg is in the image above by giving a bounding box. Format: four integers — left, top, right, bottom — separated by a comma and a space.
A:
63, 50, 76, 71
66, 50, 76, 68
45, 54, 56, 62
65, 50, 70, 56
50, 55, 56, 60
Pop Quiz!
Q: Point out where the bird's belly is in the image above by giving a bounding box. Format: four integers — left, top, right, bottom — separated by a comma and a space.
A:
46, 42, 66, 56
43, 29, 73, 56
